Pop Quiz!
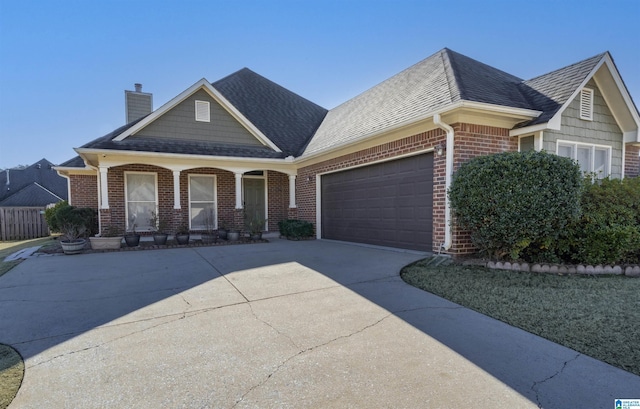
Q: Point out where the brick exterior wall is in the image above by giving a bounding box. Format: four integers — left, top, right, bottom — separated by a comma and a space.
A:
625, 144, 640, 178
267, 171, 290, 232
68, 175, 98, 208
69, 165, 291, 235
297, 123, 515, 254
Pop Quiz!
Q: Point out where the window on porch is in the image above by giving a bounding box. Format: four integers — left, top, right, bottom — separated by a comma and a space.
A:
125, 172, 157, 231
189, 175, 217, 230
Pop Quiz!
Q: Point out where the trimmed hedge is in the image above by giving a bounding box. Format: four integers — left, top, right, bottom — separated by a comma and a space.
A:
560, 177, 640, 265
278, 219, 314, 239
449, 151, 582, 260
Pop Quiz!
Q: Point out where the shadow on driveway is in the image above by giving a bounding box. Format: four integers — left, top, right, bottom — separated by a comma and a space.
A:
1, 239, 638, 408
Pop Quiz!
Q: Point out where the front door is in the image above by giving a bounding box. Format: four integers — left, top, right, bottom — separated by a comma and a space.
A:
243, 178, 266, 230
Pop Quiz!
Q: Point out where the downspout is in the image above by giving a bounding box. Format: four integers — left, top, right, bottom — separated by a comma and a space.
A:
433, 114, 454, 251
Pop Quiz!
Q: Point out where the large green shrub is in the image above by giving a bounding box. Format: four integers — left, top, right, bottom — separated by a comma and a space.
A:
278, 219, 314, 239
562, 177, 640, 265
448, 151, 582, 260
45, 201, 98, 237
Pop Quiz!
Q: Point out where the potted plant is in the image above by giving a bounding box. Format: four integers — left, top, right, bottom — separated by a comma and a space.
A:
227, 229, 240, 242
175, 223, 190, 245
149, 212, 169, 245
89, 225, 123, 250
201, 208, 217, 244
60, 223, 87, 255
217, 222, 228, 240
246, 213, 266, 241
124, 224, 141, 247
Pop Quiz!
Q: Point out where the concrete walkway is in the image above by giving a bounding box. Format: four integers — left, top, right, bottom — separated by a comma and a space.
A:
1, 239, 638, 408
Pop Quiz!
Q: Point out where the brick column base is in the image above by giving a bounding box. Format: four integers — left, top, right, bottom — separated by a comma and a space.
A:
99, 209, 111, 234
287, 207, 298, 219
172, 209, 185, 233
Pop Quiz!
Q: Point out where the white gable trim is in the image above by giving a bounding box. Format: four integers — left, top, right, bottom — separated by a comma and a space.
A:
112, 79, 282, 153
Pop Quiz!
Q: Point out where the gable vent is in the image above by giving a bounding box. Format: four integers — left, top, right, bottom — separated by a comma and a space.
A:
579, 88, 594, 121
195, 100, 210, 122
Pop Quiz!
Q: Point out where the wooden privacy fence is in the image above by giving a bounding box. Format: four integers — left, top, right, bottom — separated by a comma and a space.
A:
0, 207, 50, 241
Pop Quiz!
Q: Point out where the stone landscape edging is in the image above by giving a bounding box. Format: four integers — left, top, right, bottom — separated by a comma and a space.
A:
486, 260, 640, 277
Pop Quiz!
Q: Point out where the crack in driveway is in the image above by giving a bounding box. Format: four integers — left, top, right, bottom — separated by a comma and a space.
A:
531, 353, 581, 408
231, 312, 394, 408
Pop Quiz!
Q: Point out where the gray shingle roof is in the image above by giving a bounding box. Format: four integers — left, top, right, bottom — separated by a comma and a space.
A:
79, 69, 327, 159
59, 156, 86, 168
304, 48, 607, 156
518, 53, 606, 126
213, 68, 328, 156
72, 49, 611, 162
0, 183, 63, 207
0, 159, 68, 206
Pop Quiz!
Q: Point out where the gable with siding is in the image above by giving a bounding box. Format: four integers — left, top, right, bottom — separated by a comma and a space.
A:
543, 79, 623, 177
132, 89, 264, 147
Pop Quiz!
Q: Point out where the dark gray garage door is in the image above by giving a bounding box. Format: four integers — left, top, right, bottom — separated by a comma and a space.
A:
321, 153, 433, 251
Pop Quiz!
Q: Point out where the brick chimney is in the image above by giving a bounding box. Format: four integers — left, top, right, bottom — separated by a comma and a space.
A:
125, 83, 153, 123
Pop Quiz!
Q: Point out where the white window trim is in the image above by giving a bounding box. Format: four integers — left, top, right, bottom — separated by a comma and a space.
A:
579, 88, 594, 121
124, 171, 158, 232
188, 174, 218, 230
556, 140, 612, 178
195, 100, 210, 122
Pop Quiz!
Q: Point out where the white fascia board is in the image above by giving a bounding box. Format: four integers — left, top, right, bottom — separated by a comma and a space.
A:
597, 55, 640, 131
457, 100, 542, 118
509, 123, 550, 137
112, 79, 282, 153
298, 101, 540, 162
75, 148, 293, 166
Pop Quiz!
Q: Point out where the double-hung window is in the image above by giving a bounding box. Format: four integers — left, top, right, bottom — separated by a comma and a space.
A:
125, 172, 157, 231
189, 175, 217, 230
557, 141, 610, 178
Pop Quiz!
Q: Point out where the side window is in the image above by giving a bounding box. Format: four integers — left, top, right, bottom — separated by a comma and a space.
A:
557, 141, 610, 178
519, 135, 535, 152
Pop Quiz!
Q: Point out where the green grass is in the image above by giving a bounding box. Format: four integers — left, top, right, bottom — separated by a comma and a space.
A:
0, 236, 57, 277
401, 258, 640, 376
0, 344, 24, 409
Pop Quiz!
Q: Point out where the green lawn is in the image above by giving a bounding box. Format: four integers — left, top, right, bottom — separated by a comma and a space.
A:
401, 257, 640, 376
0, 236, 57, 277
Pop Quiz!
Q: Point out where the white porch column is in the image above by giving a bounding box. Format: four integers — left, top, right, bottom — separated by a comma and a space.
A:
173, 170, 181, 209
288, 175, 297, 208
235, 173, 243, 209
99, 166, 109, 209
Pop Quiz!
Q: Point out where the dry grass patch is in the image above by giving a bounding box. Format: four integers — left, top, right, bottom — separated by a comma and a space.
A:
0, 236, 57, 277
0, 344, 24, 409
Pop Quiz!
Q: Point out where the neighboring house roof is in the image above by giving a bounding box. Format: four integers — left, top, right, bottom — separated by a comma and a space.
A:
0, 182, 63, 207
0, 158, 68, 206
59, 156, 87, 168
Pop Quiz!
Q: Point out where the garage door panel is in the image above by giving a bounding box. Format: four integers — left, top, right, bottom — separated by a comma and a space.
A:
321, 153, 433, 251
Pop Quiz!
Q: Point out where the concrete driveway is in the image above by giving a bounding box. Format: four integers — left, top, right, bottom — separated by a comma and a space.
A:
1, 239, 638, 408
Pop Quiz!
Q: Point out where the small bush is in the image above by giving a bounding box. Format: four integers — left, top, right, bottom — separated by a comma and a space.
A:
46, 202, 98, 237
448, 151, 582, 260
44, 201, 70, 233
278, 219, 314, 239
561, 177, 640, 265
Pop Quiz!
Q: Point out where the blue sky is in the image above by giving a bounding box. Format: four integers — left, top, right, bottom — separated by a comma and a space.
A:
0, 0, 638, 169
